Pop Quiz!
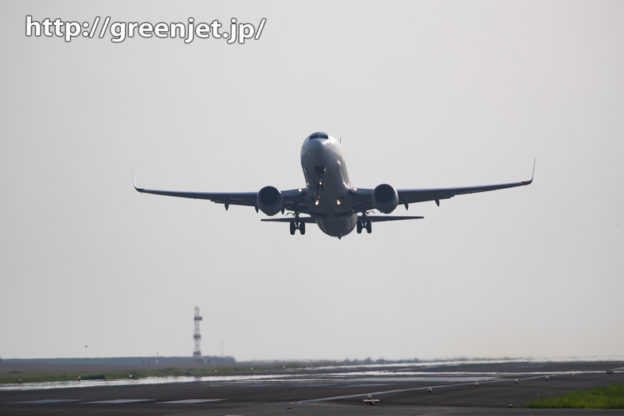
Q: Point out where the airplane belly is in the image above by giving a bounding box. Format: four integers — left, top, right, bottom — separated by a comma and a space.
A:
317, 214, 357, 237
301, 135, 355, 236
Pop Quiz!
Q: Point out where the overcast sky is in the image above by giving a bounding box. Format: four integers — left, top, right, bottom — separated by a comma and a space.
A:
1, 1, 623, 361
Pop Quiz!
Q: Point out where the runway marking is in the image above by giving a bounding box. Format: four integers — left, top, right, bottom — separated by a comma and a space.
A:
13, 399, 81, 404
297, 382, 479, 403
86, 399, 152, 404
298, 373, 569, 403
160, 398, 226, 404
13, 398, 227, 405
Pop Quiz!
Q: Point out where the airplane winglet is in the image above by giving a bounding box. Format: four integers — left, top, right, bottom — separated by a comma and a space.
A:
523, 158, 536, 184
133, 169, 142, 192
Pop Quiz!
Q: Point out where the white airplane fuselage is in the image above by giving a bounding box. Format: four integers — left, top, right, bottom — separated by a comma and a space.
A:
300, 134, 357, 237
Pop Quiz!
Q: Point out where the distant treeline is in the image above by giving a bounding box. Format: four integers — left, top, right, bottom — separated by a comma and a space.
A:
1, 356, 236, 366
340, 357, 419, 364
0, 356, 533, 367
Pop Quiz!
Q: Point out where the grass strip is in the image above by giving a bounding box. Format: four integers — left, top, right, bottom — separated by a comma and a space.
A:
525, 384, 624, 409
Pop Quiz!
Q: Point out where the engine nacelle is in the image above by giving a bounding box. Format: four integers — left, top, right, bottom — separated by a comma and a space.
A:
372, 183, 398, 214
257, 186, 283, 216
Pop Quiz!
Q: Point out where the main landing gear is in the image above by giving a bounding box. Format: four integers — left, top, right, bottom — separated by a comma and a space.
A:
356, 215, 372, 234
289, 215, 306, 235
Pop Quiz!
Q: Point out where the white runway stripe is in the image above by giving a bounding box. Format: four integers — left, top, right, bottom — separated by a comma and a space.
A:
160, 398, 225, 404
297, 379, 503, 403
13, 398, 227, 405
13, 399, 81, 404
86, 399, 152, 404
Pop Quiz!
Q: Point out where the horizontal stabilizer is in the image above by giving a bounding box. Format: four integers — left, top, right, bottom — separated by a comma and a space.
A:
366, 215, 424, 222
261, 216, 316, 223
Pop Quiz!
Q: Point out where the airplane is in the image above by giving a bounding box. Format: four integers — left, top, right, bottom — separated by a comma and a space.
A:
134, 131, 534, 238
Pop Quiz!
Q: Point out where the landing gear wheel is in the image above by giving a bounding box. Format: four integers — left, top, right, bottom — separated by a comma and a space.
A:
357, 214, 372, 234
290, 214, 305, 235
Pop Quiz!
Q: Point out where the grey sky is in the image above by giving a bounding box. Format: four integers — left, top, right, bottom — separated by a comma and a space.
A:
1, 1, 623, 361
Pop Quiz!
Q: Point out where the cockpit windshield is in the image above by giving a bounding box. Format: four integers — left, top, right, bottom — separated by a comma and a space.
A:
308, 131, 329, 140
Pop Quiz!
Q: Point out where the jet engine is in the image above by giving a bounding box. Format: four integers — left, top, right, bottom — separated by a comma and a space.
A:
372, 183, 398, 214
257, 186, 283, 216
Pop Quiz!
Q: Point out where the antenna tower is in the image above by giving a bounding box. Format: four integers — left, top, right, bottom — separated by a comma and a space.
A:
193, 306, 203, 360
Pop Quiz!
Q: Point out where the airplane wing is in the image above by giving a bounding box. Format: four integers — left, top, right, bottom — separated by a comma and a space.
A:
396, 177, 533, 207
134, 184, 307, 212
351, 162, 534, 211
366, 215, 423, 222
261, 216, 317, 223
261, 215, 423, 223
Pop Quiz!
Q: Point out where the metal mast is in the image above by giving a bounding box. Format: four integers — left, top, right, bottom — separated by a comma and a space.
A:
193, 306, 203, 360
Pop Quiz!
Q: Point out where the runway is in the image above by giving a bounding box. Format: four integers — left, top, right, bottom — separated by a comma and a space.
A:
1, 360, 623, 415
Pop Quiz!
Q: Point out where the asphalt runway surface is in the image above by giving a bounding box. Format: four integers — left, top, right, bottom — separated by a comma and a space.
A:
1, 360, 623, 415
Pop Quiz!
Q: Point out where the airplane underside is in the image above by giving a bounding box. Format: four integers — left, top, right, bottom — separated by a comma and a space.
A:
317, 214, 357, 237
263, 213, 422, 238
